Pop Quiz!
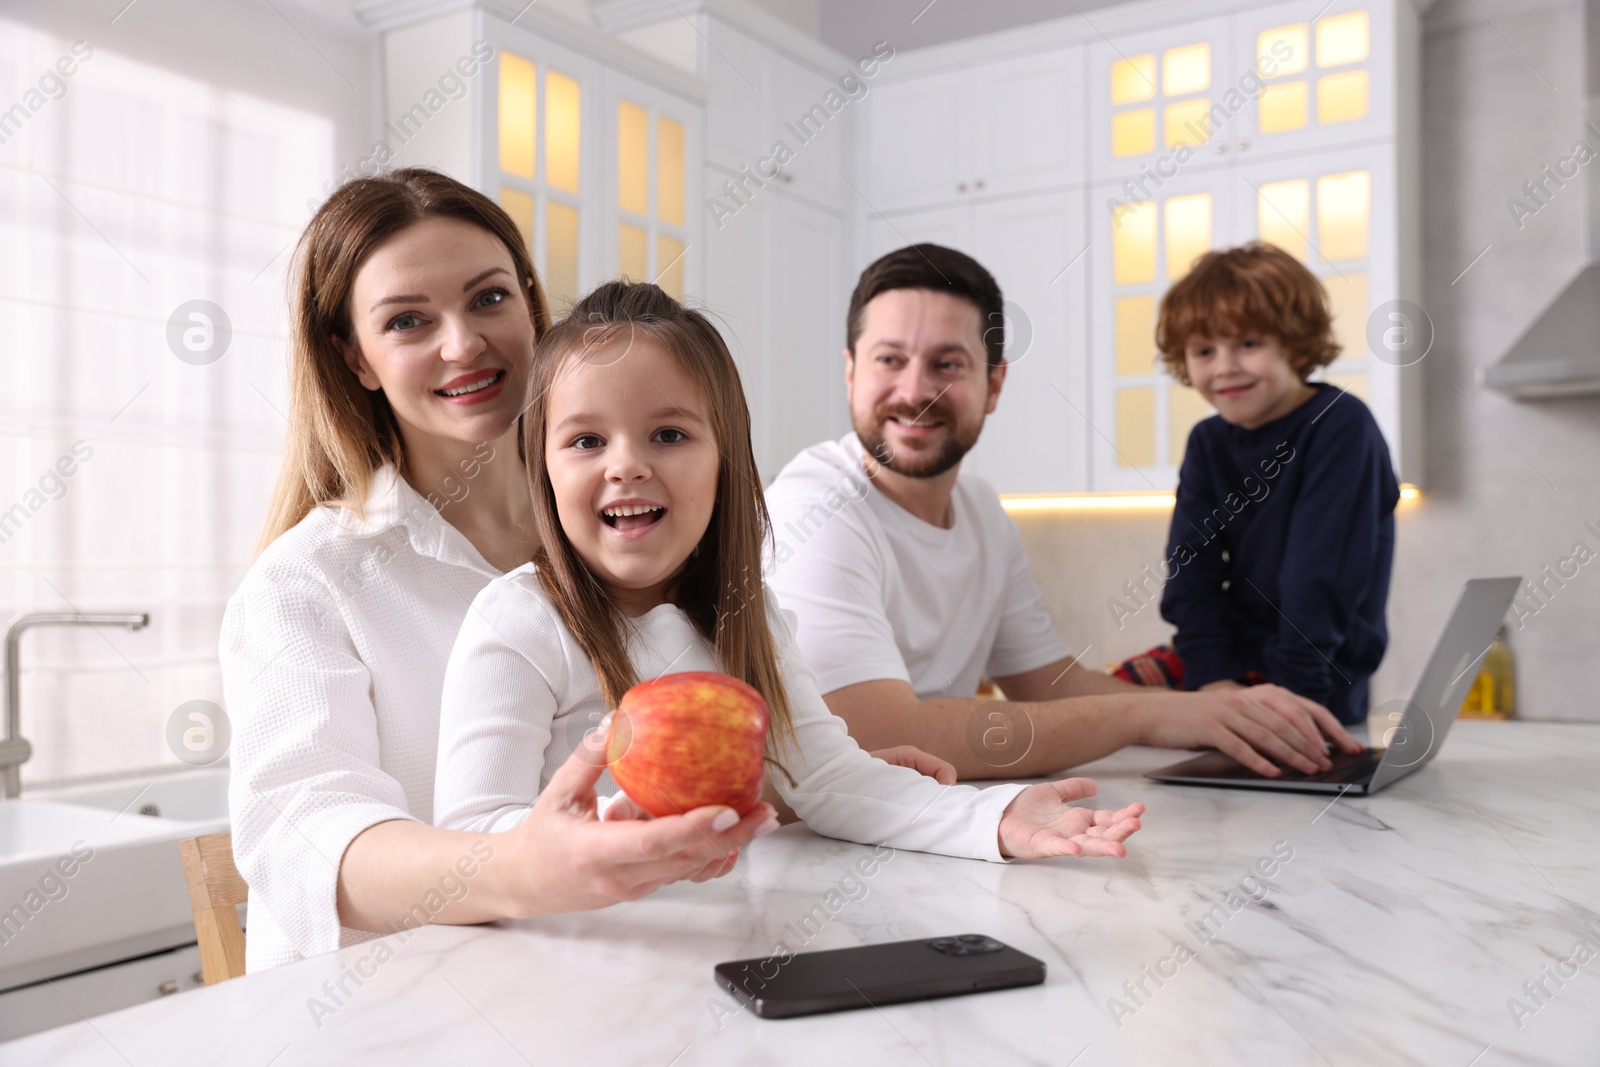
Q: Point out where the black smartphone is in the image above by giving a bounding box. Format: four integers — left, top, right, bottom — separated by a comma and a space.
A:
713, 934, 1046, 1019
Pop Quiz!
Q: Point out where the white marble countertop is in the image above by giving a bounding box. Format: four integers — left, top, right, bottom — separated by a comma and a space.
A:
6, 721, 1598, 1066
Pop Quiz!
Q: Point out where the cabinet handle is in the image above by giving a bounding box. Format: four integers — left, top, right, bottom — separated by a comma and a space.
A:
158, 980, 180, 996
957, 182, 968, 193
1236, 138, 1250, 151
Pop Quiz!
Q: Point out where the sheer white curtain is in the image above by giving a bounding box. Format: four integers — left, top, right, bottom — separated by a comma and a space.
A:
0, 17, 333, 785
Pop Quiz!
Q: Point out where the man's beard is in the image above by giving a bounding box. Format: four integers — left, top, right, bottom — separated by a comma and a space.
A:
855, 401, 981, 479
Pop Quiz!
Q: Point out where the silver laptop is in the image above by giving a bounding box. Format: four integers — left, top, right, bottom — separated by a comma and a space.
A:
1145, 577, 1521, 795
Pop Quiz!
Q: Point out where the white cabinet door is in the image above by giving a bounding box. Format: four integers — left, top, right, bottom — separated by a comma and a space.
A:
866, 46, 1087, 214
482, 21, 605, 314
860, 196, 1090, 494
774, 54, 847, 204
1088, 17, 1235, 184
702, 19, 775, 175
767, 197, 849, 480
1228, 0, 1396, 163
864, 68, 972, 211
969, 48, 1088, 198
1089, 166, 1237, 491
969, 192, 1091, 494
702, 167, 772, 462
600, 69, 700, 301
863, 202, 972, 263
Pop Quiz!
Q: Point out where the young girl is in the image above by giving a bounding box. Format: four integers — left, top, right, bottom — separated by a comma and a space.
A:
433, 281, 1144, 868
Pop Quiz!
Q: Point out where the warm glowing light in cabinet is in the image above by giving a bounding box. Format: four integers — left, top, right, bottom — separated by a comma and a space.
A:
1112, 201, 1157, 284
1258, 24, 1308, 75
617, 100, 649, 215
1116, 388, 1157, 468
1258, 81, 1308, 133
1115, 295, 1156, 377
1323, 271, 1369, 356
1164, 99, 1211, 148
1317, 69, 1369, 124
545, 70, 581, 193
1112, 108, 1156, 157
1111, 54, 1156, 103
498, 187, 533, 251
1169, 385, 1213, 467
1317, 170, 1370, 262
657, 116, 685, 227
1324, 370, 1369, 400
618, 223, 648, 280
1163, 43, 1210, 95
498, 53, 536, 179
1316, 11, 1370, 67
1257, 178, 1310, 261
656, 235, 685, 300
545, 201, 580, 311
1164, 193, 1212, 280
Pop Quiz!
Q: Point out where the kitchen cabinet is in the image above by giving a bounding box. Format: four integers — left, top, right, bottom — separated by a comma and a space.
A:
704, 177, 850, 481
1088, 15, 1237, 184
857, 0, 1419, 492
865, 49, 1087, 214
368, 4, 706, 315
1088, 0, 1419, 488
865, 192, 1090, 495
0, 942, 205, 1043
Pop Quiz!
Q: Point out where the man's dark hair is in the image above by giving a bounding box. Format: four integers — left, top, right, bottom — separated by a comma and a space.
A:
846, 244, 1006, 368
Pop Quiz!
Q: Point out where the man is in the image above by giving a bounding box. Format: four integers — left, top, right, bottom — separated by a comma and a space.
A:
764, 244, 1362, 780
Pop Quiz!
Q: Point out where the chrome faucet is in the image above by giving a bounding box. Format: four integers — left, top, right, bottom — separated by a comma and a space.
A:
2, 612, 150, 798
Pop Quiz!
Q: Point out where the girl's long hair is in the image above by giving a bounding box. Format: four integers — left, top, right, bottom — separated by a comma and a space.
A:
525, 281, 795, 754
256, 168, 551, 554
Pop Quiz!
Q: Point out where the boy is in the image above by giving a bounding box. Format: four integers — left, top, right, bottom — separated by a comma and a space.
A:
1116, 242, 1398, 726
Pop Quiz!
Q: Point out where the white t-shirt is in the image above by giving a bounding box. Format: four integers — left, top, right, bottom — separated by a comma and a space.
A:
433, 568, 1025, 862
763, 434, 1068, 699
220, 465, 500, 972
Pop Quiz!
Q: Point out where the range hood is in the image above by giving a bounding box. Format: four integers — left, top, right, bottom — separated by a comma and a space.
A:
1483, 265, 1600, 398
1483, 0, 1600, 399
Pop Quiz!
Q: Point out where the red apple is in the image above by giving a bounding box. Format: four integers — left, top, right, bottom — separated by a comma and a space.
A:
606, 671, 769, 817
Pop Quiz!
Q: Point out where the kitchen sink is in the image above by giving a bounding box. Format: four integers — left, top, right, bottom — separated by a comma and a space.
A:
0, 768, 231, 994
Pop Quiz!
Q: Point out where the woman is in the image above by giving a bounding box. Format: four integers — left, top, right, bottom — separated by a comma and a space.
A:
222, 168, 951, 971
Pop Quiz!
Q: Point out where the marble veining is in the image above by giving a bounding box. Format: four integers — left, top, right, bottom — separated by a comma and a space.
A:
3, 721, 1597, 1066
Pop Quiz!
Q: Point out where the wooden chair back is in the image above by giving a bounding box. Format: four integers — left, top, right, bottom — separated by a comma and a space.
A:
177, 832, 247, 984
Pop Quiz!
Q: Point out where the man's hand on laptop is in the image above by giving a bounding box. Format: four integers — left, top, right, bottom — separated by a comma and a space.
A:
1137, 684, 1363, 777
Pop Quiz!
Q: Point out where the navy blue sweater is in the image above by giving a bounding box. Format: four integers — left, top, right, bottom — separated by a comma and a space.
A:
1159, 385, 1399, 724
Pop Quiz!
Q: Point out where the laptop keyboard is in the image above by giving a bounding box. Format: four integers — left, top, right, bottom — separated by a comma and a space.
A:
1271, 748, 1382, 784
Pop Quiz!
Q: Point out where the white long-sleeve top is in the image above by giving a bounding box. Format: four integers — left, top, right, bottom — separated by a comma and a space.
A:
433, 566, 1027, 861
220, 465, 500, 972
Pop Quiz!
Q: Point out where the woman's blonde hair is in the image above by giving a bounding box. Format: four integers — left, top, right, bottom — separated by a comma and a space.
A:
524, 281, 796, 755
256, 168, 550, 554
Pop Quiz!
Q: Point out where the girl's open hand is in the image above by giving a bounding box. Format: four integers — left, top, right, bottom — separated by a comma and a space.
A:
997, 778, 1144, 859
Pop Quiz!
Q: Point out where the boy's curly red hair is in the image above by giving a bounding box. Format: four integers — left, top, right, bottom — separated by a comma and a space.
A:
1156, 241, 1340, 385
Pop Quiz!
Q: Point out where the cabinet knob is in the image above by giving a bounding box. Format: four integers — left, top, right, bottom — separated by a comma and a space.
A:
158, 980, 180, 996
975, 179, 986, 190
778, 172, 793, 184
1236, 138, 1250, 151
1213, 142, 1227, 155
957, 182, 968, 193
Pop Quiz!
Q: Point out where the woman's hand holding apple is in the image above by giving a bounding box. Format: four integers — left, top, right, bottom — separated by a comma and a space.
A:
996, 778, 1145, 860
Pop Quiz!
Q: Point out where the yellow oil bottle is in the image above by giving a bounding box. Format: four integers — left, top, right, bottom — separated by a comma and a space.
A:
1459, 626, 1515, 719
